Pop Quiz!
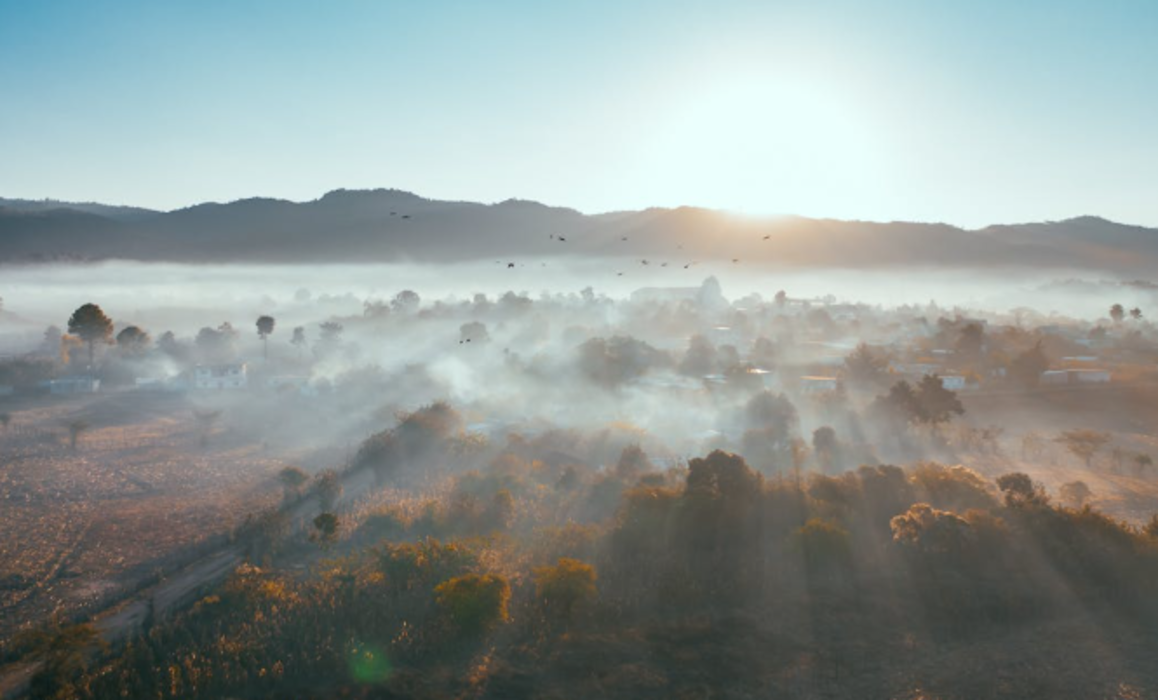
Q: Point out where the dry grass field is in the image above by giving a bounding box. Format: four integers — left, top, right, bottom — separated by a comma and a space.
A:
0, 392, 292, 647
961, 382, 1158, 524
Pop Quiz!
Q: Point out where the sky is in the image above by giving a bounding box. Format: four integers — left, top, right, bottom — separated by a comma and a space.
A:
1, 0, 1156, 228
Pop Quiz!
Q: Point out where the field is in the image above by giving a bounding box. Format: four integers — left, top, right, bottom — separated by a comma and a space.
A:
0, 392, 290, 646
960, 382, 1158, 524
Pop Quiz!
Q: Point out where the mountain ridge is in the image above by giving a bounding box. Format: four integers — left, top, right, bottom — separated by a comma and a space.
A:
0, 189, 1154, 273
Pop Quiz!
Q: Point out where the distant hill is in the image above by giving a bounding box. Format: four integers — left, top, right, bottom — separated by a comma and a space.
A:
0, 189, 1154, 273
0, 197, 160, 222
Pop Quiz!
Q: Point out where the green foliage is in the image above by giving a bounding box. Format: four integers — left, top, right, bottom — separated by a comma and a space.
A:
790, 518, 852, 572
314, 469, 343, 512
1059, 480, 1092, 508
996, 472, 1050, 508
891, 503, 975, 554
67, 302, 114, 365
914, 374, 965, 425
533, 557, 598, 619
1010, 341, 1048, 388
909, 463, 998, 512
1054, 429, 1111, 468
843, 342, 888, 389
277, 465, 309, 496
312, 512, 340, 548
377, 538, 479, 595
434, 573, 511, 636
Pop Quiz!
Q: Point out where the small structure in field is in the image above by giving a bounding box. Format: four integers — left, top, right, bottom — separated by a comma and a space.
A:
939, 375, 968, 391
801, 375, 839, 395
49, 376, 101, 395
193, 363, 248, 390
1040, 368, 1111, 385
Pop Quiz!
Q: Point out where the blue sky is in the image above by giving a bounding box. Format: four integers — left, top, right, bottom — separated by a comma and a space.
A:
1, 0, 1156, 227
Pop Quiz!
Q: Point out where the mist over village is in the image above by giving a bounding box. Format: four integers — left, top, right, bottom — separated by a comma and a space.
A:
3, 3, 1158, 699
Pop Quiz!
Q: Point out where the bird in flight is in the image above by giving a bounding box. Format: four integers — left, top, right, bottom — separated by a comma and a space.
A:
762, 234, 771, 240
507, 262, 515, 268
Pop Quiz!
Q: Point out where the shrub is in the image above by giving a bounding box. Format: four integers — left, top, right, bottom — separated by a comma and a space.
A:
434, 574, 511, 636
533, 558, 597, 619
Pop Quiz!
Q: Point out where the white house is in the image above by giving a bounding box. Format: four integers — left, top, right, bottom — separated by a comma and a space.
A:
193, 364, 248, 390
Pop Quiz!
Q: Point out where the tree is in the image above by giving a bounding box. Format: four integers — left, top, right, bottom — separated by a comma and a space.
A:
67, 303, 114, 368
774, 290, 788, 307
1135, 453, 1153, 475
66, 419, 90, 450
955, 322, 985, 361
914, 374, 965, 426
23, 623, 105, 698
392, 290, 421, 314
60, 334, 83, 365
533, 558, 597, 620
434, 573, 511, 636
311, 512, 340, 549
872, 380, 924, 425
996, 472, 1049, 507
459, 321, 490, 344
256, 315, 276, 360
315, 469, 343, 511
196, 323, 239, 364
0, 413, 10, 431
157, 331, 179, 354
1110, 304, 1125, 323
1059, 480, 1092, 508
1010, 341, 1048, 389
1129, 307, 1143, 321
614, 444, 654, 481
41, 325, 63, 356
679, 334, 717, 376
319, 321, 343, 346
278, 466, 309, 500
890, 503, 974, 554
115, 326, 151, 356
791, 518, 853, 574
291, 326, 307, 357
1055, 429, 1111, 469
812, 426, 840, 472
843, 343, 888, 389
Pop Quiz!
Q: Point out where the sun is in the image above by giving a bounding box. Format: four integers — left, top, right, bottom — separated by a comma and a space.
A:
636, 70, 891, 217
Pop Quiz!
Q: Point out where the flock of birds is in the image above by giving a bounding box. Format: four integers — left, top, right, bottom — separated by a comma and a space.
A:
388, 210, 772, 278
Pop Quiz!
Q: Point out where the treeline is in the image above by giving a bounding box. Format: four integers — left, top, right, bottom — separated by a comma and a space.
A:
24, 407, 1158, 699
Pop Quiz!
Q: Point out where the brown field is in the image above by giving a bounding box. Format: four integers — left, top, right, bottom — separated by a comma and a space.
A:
960, 382, 1158, 524
0, 392, 292, 646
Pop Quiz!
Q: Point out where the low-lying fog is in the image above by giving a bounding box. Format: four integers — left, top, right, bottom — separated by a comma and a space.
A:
1, 260, 1153, 335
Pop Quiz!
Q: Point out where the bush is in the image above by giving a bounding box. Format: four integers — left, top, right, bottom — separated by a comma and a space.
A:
434, 573, 511, 636
533, 558, 597, 619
